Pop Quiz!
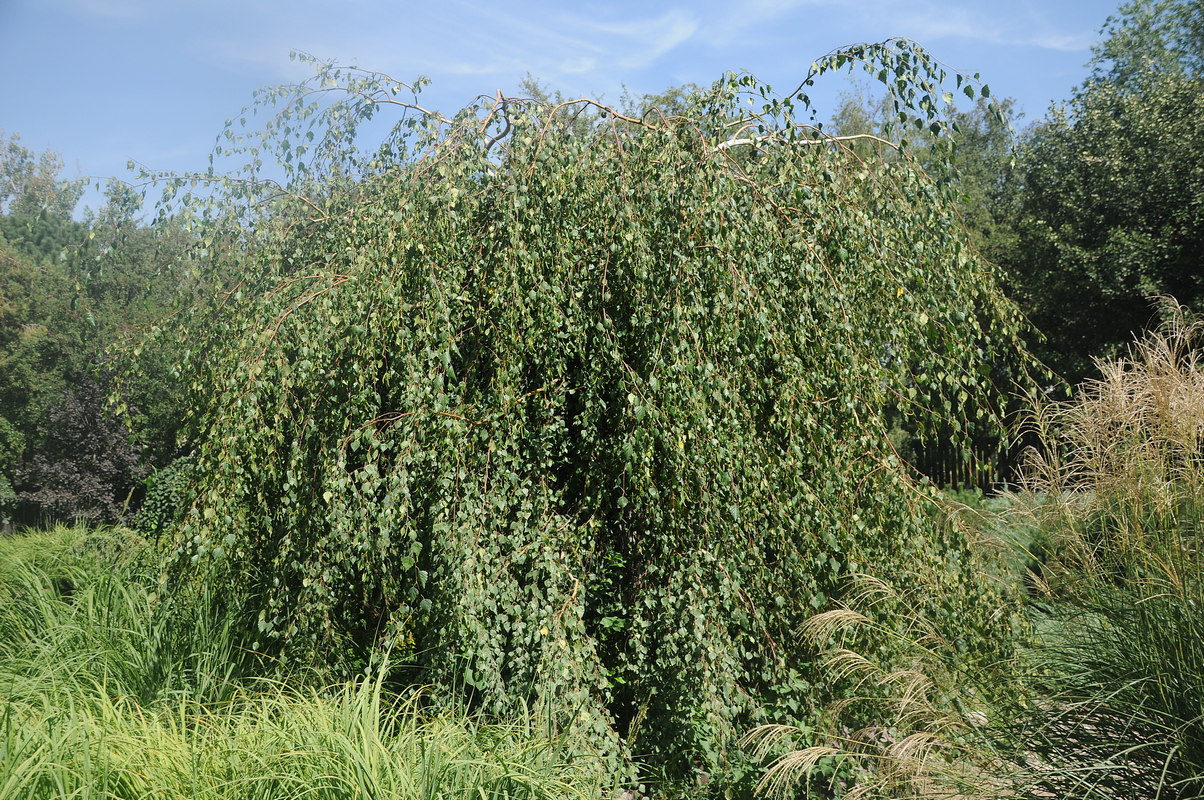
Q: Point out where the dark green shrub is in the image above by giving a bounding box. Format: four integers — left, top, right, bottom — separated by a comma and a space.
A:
134, 455, 196, 539
0, 415, 22, 527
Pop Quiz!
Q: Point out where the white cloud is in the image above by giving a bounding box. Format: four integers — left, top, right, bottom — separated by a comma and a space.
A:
562, 8, 700, 67
852, 0, 1097, 53
160, 0, 1097, 119
194, 4, 541, 83
559, 55, 600, 75
1019, 30, 1096, 52
696, 0, 821, 47
187, 0, 708, 94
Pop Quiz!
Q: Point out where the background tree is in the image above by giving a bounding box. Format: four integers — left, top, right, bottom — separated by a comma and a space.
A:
1004, 0, 1204, 385
0, 415, 21, 526
18, 367, 146, 523
1088, 0, 1203, 87
0, 131, 84, 219
0, 134, 194, 525
826, 84, 1026, 487
81, 183, 201, 468
825, 82, 1021, 263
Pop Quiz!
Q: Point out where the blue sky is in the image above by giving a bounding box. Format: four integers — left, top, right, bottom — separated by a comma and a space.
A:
1, 0, 1120, 212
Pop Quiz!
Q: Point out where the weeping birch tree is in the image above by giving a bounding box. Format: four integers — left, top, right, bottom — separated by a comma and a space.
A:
146, 40, 1031, 793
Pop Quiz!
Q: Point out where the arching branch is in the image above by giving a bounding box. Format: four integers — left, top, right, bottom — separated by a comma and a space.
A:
713, 133, 899, 152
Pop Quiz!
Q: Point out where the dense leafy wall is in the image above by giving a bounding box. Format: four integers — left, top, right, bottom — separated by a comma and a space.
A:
157, 42, 1030, 790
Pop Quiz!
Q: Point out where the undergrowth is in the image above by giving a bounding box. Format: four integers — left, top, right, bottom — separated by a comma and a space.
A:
0, 526, 609, 800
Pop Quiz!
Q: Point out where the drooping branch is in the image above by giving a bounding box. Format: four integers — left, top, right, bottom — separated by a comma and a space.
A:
713, 133, 899, 152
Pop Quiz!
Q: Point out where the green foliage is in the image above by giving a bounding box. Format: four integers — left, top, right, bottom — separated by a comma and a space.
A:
134, 455, 197, 539
1089, 0, 1203, 88
0, 211, 88, 266
79, 189, 203, 468
1002, 0, 1204, 386
1007, 68, 1204, 385
0, 526, 608, 800
0, 416, 22, 524
0, 130, 83, 219
155, 42, 1029, 792
0, 135, 199, 524
827, 83, 1021, 261
622, 81, 707, 118
0, 222, 89, 520
943, 99, 1022, 264
823, 86, 1028, 488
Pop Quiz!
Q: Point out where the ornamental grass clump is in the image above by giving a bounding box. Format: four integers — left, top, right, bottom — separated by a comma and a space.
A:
742, 571, 1025, 800
0, 525, 252, 708
746, 302, 1204, 799
2, 661, 606, 800
1014, 300, 1204, 799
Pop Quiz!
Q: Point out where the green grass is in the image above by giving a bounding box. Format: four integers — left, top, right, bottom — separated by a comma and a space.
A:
0, 525, 250, 707
0, 526, 609, 800
1, 673, 603, 800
